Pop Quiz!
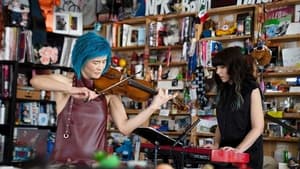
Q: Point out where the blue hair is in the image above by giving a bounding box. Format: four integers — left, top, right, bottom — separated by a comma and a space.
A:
71, 32, 111, 79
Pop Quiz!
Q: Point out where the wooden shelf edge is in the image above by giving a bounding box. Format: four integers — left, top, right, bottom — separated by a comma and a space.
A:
263, 136, 300, 143
148, 61, 187, 67
264, 0, 300, 8
207, 4, 256, 14
200, 35, 252, 42
195, 132, 215, 137
267, 34, 300, 42
283, 112, 300, 119
264, 92, 300, 97
112, 46, 145, 51
125, 108, 141, 114
263, 71, 300, 77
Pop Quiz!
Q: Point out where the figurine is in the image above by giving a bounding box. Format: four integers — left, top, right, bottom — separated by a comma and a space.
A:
39, 0, 60, 32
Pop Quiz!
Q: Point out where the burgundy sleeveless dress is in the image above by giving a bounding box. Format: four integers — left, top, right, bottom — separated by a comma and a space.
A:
51, 77, 108, 166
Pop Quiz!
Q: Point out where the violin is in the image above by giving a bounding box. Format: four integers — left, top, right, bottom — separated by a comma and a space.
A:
94, 67, 189, 111
94, 67, 157, 102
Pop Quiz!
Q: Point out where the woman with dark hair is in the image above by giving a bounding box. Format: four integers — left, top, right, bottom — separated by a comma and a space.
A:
203, 46, 264, 169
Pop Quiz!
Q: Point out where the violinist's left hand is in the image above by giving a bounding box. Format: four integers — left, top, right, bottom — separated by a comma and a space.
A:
221, 146, 243, 153
149, 88, 177, 110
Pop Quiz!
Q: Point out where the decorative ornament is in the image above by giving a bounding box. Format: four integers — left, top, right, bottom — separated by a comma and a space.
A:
119, 58, 127, 68
251, 45, 272, 66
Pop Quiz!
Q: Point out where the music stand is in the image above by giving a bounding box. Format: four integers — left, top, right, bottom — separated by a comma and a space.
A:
133, 127, 177, 167
133, 117, 201, 168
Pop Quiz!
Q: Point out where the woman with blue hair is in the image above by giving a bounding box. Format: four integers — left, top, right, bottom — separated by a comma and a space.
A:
30, 32, 176, 166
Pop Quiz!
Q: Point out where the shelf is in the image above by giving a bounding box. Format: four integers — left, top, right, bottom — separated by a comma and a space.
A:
19, 62, 73, 71
263, 136, 300, 143
193, 133, 300, 143
14, 124, 57, 131
148, 61, 187, 67
200, 35, 252, 42
148, 12, 197, 21
206, 92, 217, 97
263, 71, 300, 77
162, 131, 188, 136
207, 4, 256, 15
283, 112, 300, 119
266, 34, 300, 42
112, 45, 145, 51
264, 0, 300, 8
125, 108, 140, 114
149, 45, 183, 50
117, 17, 146, 24
264, 92, 300, 97
16, 98, 56, 104
0, 60, 17, 64
195, 132, 215, 137
151, 112, 191, 116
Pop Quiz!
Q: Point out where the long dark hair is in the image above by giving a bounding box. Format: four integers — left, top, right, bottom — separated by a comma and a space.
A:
212, 46, 254, 110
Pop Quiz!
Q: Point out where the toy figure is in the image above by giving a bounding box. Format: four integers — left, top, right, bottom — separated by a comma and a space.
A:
8, 0, 30, 26
38, 0, 60, 32
115, 139, 133, 161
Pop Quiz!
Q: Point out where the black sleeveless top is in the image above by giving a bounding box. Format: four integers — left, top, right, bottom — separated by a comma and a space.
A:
51, 77, 108, 166
216, 78, 263, 169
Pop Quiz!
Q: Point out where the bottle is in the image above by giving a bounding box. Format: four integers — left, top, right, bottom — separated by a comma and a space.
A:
0, 104, 5, 124
2, 65, 9, 98
158, 65, 162, 80
244, 15, 252, 35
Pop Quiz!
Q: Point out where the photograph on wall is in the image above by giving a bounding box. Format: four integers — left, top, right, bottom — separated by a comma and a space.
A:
68, 12, 83, 36
3, 0, 30, 27
267, 122, 283, 137
268, 45, 281, 66
53, 12, 69, 34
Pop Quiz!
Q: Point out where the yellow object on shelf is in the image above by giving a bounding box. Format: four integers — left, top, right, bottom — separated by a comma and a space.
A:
267, 111, 283, 118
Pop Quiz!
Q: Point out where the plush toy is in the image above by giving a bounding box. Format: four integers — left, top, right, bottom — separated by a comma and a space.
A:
164, 19, 180, 45
8, 0, 30, 26
93, 151, 120, 168
251, 45, 272, 66
39, 0, 60, 32
201, 19, 215, 38
215, 22, 237, 36
115, 139, 133, 161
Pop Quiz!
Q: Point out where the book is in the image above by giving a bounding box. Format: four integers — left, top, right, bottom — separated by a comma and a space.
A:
263, 5, 294, 38
295, 4, 300, 22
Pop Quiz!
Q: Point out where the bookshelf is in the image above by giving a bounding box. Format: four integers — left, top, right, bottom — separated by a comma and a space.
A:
0, 60, 72, 165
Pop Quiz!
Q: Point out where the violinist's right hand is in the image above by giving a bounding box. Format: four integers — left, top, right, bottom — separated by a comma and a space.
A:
149, 88, 177, 110
69, 87, 98, 102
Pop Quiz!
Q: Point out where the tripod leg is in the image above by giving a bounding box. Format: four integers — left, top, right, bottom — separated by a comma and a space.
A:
154, 142, 159, 168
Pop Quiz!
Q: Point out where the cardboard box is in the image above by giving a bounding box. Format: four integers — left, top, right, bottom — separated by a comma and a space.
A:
17, 87, 40, 100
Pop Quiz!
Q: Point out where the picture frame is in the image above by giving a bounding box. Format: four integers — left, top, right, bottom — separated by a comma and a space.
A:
267, 122, 283, 137
68, 12, 83, 36
53, 12, 69, 34
268, 45, 281, 66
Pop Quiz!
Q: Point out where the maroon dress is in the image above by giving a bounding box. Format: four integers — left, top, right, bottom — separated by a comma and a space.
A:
51, 77, 108, 166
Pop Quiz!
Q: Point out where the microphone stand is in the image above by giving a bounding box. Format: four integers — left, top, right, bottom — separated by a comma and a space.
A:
172, 117, 201, 147
172, 117, 201, 169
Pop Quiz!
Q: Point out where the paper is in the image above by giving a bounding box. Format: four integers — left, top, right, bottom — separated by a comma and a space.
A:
282, 47, 300, 66
286, 22, 300, 35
